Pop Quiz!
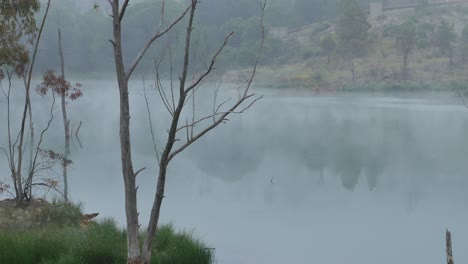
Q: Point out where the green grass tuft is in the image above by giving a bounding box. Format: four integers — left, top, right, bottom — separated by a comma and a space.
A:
0, 202, 213, 264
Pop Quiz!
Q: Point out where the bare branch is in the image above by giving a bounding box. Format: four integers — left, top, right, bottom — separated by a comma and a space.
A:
185, 32, 233, 94
126, 5, 192, 80
242, 0, 267, 98
238, 94, 263, 113
185, 120, 190, 142
191, 85, 195, 138
0, 147, 9, 161
134, 167, 146, 178
168, 0, 267, 161
75, 121, 83, 149
169, 94, 261, 161
215, 97, 233, 115
154, 54, 174, 116
25, 93, 56, 194
176, 112, 223, 133
176, 96, 233, 133
120, 0, 131, 22
168, 43, 176, 111
212, 83, 220, 123
158, 0, 165, 29
143, 86, 161, 165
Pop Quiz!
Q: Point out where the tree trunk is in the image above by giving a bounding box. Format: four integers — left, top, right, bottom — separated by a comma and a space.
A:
27, 98, 34, 200
141, 3, 196, 262
142, 4, 196, 261
15, 0, 51, 203
58, 26, 70, 202
16, 91, 28, 203
110, 2, 141, 263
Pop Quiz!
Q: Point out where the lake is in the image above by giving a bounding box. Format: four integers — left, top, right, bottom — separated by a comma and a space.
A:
1, 80, 468, 264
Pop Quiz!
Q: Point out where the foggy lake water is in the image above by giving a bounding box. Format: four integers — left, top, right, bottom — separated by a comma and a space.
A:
1, 80, 468, 264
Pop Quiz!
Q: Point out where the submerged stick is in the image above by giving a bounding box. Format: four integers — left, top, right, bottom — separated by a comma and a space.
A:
446, 229, 454, 264
75, 121, 83, 149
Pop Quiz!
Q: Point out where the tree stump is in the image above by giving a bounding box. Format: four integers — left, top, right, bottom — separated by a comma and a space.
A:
446, 229, 454, 264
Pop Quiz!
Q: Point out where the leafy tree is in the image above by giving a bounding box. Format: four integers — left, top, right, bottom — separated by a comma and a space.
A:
335, 0, 371, 81
0, 0, 55, 203
320, 33, 337, 64
395, 20, 416, 79
0, 0, 40, 76
434, 20, 457, 65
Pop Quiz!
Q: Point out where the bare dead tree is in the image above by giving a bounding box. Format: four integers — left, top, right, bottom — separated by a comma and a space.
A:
108, 0, 265, 263
107, 0, 191, 262
142, 1, 266, 263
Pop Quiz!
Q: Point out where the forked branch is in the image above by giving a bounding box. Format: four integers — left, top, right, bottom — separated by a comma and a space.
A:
126, 4, 191, 80
119, 0, 131, 22
167, 0, 267, 162
184, 31, 234, 95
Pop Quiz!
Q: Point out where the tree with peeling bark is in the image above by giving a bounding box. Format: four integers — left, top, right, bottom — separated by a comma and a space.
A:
0, 0, 57, 203
107, 0, 266, 263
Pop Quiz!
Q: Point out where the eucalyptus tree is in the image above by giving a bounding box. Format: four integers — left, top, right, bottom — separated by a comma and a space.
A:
0, 0, 53, 203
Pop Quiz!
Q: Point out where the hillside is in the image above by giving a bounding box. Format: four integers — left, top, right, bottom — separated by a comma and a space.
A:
253, 2, 468, 93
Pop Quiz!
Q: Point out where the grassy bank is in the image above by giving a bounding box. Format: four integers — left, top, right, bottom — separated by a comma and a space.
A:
0, 201, 213, 264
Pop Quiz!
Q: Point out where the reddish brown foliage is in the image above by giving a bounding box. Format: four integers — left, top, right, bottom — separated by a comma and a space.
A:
0, 181, 10, 195
36, 70, 83, 101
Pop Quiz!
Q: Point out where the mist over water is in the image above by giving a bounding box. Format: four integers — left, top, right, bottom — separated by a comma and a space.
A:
2, 80, 468, 264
